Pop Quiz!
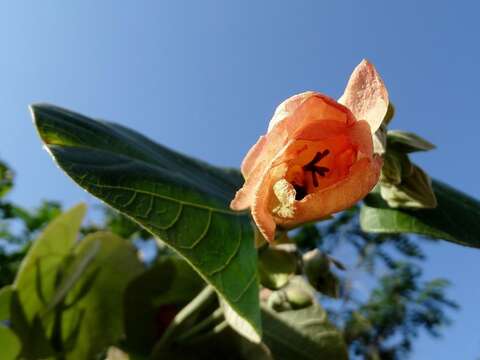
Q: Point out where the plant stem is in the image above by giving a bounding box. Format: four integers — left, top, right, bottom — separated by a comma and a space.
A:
176, 307, 223, 344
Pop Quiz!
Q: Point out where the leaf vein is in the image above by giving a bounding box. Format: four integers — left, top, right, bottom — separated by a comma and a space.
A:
208, 220, 242, 276
178, 210, 212, 250
88, 183, 240, 215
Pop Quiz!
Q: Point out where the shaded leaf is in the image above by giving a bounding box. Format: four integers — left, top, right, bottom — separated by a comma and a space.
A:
262, 305, 348, 360
31, 104, 261, 339
380, 161, 437, 209
266, 277, 314, 312
0, 324, 21, 360
387, 130, 435, 153
124, 255, 204, 354
151, 286, 219, 357
303, 250, 340, 298
48, 238, 100, 311
0, 285, 13, 321
361, 180, 480, 247
380, 150, 412, 185
9, 292, 54, 359
61, 232, 143, 359
13, 204, 86, 324
258, 246, 297, 290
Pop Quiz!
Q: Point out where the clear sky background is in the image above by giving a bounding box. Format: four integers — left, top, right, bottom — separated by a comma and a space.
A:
1, 1, 479, 358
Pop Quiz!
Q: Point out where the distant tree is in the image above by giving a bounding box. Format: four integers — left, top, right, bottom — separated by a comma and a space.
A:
294, 210, 458, 359
0, 159, 61, 286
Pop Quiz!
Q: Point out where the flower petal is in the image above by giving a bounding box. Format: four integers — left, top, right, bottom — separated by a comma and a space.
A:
276, 155, 382, 229
241, 135, 267, 178
251, 164, 288, 242
269, 93, 355, 135
231, 161, 265, 210
241, 93, 355, 185
267, 91, 315, 132
347, 119, 374, 158
338, 60, 389, 133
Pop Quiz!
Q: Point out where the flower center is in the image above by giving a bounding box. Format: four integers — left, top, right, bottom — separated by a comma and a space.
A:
302, 150, 330, 188
280, 136, 357, 202
291, 150, 331, 200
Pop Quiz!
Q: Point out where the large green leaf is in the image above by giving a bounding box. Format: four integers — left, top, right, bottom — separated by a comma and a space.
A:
262, 305, 348, 360
13, 204, 86, 323
9, 204, 85, 359
31, 104, 261, 340
61, 232, 143, 360
9, 291, 54, 359
361, 180, 480, 247
11, 203, 143, 358
0, 324, 21, 360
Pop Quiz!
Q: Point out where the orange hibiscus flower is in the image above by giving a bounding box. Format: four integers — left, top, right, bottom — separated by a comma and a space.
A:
230, 60, 388, 242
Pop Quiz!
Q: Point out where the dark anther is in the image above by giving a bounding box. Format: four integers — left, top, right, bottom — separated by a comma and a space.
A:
303, 150, 330, 188
294, 184, 308, 201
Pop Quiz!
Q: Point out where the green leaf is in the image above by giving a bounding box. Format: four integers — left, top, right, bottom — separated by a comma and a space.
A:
124, 255, 204, 354
380, 163, 437, 209
380, 150, 412, 185
10, 202, 142, 359
0, 324, 21, 360
303, 250, 340, 298
262, 305, 348, 360
31, 104, 261, 340
387, 130, 435, 153
9, 291, 54, 359
383, 103, 395, 126
61, 232, 143, 359
13, 204, 86, 324
361, 180, 480, 247
258, 246, 297, 290
0, 285, 13, 321
266, 277, 314, 312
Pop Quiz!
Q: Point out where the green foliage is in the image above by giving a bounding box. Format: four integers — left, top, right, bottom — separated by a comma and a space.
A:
262, 304, 348, 360
0, 160, 14, 198
361, 180, 480, 248
387, 131, 435, 154
0, 325, 21, 360
2, 205, 144, 359
123, 255, 205, 355
258, 246, 298, 290
379, 136, 437, 209
13, 204, 86, 325
0, 160, 458, 360
380, 160, 437, 209
303, 249, 341, 298
31, 104, 261, 341
82, 206, 152, 242
0, 285, 13, 320
292, 210, 456, 360
19, 102, 469, 359
61, 232, 144, 359
0, 159, 63, 287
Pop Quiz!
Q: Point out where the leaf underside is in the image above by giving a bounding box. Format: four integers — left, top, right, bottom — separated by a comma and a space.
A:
31, 104, 261, 339
361, 180, 480, 248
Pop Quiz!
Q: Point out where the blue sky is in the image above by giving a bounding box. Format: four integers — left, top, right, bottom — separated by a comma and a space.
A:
1, 1, 479, 358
